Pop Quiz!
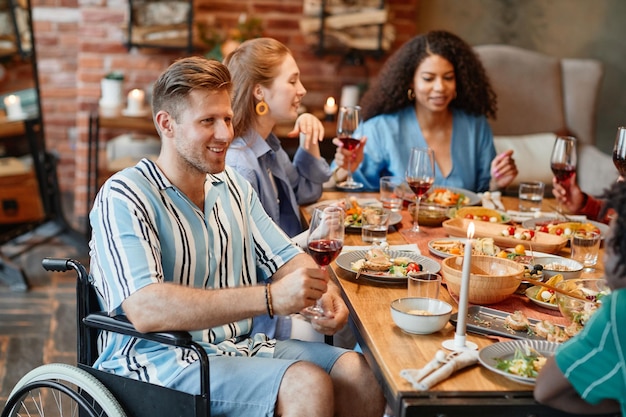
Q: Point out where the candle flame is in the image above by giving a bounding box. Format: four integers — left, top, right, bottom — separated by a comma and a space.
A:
467, 222, 475, 239
326, 96, 335, 106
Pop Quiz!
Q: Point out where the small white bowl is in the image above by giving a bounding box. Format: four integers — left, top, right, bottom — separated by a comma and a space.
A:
390, 298, 452, 335
531, 256, 583, 280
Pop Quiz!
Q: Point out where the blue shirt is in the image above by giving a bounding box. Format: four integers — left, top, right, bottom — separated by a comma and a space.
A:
342, 106, 495, 192
555, 289, 626, 414
226, 130, 331, 237
89, 159, 302, 386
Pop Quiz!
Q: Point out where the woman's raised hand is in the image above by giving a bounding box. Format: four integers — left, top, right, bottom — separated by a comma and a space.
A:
490, 149, 518, 189
288, 113, 325, 158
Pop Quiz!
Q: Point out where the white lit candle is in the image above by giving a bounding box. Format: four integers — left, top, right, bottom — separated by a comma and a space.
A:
442, 222, 478, 351
324, 96, 337, 116
4, 94, 23, 119
455, 222, 474, 343
127, 89, 145, 114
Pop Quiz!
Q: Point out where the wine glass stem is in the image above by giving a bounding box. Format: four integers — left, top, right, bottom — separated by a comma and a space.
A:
412, 197, 421, 232
346, 159, 353, 184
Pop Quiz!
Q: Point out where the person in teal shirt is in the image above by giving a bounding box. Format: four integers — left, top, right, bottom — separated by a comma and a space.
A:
329, 30, 518, 193
535, 180, 626, 415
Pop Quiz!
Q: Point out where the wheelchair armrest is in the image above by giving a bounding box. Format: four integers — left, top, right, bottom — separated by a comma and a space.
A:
83, 312, 193, 347
83, 312, 211, 395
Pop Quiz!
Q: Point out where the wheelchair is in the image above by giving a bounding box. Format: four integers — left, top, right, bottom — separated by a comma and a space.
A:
1, 258, 212, 417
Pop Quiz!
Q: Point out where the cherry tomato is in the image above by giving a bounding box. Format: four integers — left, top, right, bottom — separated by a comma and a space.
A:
539, 225, 549, 233
481, 215, 490, 222
507, 226, 516, 236
465, 214, 474, 219
406, 263, 422, 273
555, 228, 564, 236
528, 230, 535, 239
514, 244, 526, 255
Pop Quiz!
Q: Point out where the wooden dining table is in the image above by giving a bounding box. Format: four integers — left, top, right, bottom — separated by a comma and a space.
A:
303, 191, 613, 417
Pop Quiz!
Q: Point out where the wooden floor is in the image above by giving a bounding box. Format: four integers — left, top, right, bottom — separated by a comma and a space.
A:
0, 220, 89, 405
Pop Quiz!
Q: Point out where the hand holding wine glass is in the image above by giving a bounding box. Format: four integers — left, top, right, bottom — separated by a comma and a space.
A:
403, 147, 435, 236
336, 106, 364, 190
301, 205, 345, 320
550, 136, 577, 212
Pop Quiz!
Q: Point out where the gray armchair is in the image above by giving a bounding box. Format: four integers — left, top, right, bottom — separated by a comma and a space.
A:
474, 44, 616, 196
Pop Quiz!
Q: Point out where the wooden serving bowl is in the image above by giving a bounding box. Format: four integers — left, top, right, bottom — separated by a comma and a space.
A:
442, 255, 524, 304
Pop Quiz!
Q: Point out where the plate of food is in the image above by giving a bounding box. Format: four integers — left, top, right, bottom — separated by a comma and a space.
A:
335, 248, 441, 284
398, 184, 480, 207
343, 197, 403, 231
424, 186, 481, 207
450, 306, 571, 342
442, 218, 569, 254
521, 218, 609, 239
478, 340, 558, 386
427, 237, 500, 258
525, 285, 560, 310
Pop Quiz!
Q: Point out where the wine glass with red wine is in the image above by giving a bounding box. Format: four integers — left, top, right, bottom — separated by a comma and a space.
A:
336, 105, 363, 190
613, 126, 626, 177
403, 147, 435, 236
301, 205, 345, 320
550, 135, 577, 212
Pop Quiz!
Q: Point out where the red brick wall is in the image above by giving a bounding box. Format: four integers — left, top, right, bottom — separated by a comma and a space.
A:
31, 0, 418, 230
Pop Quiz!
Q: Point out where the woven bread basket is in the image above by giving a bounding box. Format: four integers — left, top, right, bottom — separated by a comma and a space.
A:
442, 255, 523, 304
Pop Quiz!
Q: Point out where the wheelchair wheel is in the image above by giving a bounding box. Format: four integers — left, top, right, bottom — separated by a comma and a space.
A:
2, 363, 126, 417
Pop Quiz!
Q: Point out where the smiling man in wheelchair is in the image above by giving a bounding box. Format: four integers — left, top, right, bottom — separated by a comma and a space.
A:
87, 56, 385, 417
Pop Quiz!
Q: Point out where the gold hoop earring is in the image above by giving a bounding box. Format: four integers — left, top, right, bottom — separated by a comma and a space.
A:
407, 88, 415, 101
255, 100, 268, 116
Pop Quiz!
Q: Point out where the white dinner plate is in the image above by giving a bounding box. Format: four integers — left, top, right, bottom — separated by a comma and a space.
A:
335, 250, 441, 284
478, 340, 559, 386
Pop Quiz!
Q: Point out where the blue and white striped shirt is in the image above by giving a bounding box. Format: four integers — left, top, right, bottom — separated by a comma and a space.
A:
89, 159, 302, 386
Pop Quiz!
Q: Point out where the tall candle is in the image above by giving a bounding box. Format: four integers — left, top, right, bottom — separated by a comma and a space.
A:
340, 85, 360, 107
4, 95, 23, 119
455, 222, 475, 348
127, 89, 145, 114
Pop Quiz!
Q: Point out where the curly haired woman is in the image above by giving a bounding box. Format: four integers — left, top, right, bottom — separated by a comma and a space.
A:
330, 30, 518, 192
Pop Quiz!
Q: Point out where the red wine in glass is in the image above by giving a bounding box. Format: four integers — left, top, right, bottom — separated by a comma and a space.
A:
403, 147, 435, 236
338, 136, 360, 151
407, 178, 434, 198
550, 163, 576, 182
302, 205, 345, 320
613, 153, 626, 177
613, 126, 626, 177
308, 239, 342, 266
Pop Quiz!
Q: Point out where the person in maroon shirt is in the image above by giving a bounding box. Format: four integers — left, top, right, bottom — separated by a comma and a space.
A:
552, 173, 622, 224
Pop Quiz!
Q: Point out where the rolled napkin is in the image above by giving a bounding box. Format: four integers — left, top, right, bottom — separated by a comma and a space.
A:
480, 191, 505, 211
400, 350, 479, 391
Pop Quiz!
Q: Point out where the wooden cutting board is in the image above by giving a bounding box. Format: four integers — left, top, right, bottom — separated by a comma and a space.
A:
442, 218, 568, 254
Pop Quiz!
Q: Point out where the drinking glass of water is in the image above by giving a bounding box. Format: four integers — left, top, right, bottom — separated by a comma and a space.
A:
518, 181, 545, 212
361, 205, 390, 246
